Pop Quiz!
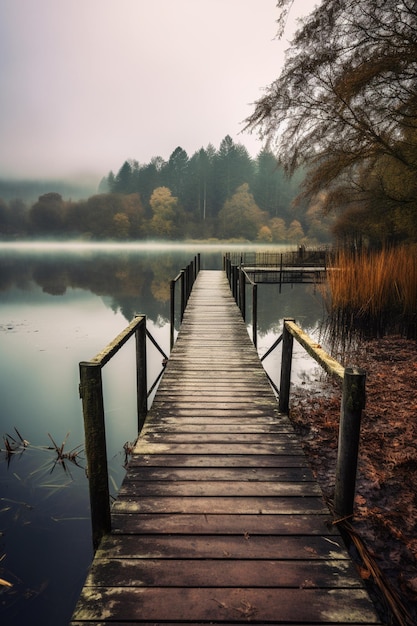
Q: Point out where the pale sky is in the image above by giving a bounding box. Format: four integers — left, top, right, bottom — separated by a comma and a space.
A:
0, 0, 314, 181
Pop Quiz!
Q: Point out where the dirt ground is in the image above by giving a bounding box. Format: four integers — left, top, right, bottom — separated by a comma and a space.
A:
289, 336, 417, 626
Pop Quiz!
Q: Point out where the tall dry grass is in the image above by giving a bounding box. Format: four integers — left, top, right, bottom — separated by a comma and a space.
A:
321, 246, 417, 338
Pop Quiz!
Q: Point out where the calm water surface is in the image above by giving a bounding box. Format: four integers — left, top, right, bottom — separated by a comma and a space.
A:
0, 242, 326, 625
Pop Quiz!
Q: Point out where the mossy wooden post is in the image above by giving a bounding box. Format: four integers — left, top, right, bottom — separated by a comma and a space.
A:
279, 318, 295, 413
79, 361, 110, 551
135, 317, 147, 433
334, 367, 366, 518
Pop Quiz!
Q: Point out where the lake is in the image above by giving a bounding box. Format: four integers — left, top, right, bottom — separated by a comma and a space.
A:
0, 242, 326, 625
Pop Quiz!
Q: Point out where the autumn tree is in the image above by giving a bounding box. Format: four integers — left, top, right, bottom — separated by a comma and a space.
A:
65, 193, 144, 239
269, 217, 287, 242
112, 212, 130, 239
257, 225, 273, 242
218, 183, 265, 239
287, 219, 305, 244
246, 0, 417, 245
29, 193, 66, 234
148, 187, 179, 239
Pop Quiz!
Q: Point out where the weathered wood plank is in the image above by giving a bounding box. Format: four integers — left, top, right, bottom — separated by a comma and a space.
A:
128, 453, 309, 467
134, 442, 306, 455
139, 433, 299, 444
111, 496, 330, 514
95, 534, 350, 559
84, 558, 363, 588
110, 513, 337, 535
123, 466, 316, 481
71, 623, 379, 626
71, 270, 382, 626
117, 479, 322, 496
141, 423, 294, 433
72, 587, 380, 623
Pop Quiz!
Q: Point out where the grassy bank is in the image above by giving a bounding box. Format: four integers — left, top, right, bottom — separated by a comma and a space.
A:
321, 246, 417, 338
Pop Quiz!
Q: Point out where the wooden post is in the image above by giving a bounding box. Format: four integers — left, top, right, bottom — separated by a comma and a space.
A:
185, 264, 189, 302
334, 367, 366, 518
252, 283, 258, 348
135, 317, 148, 432
239, 266, 246, 320
79, 361, 111, 550
279, 318, 295, 413
180, 269, 185, 321
170, 279, 175, 351
188, 260, 193, 297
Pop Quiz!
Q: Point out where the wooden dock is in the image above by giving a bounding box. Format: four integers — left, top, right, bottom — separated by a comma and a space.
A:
71, 270, 382, 625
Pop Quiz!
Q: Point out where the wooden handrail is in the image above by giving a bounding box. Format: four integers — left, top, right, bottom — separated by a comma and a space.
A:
79, 315, 147, 549
170, 254, 200, 350
81, 255, 201, 549
279, 318, 366, 519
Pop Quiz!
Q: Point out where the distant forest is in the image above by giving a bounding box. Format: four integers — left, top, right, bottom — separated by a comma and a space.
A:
0, 136, 335, 243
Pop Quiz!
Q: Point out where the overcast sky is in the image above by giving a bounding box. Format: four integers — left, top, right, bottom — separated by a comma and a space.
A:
0, 0, 314, 181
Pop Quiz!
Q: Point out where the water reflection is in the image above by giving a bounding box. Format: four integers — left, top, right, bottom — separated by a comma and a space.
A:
0, 243, 326, 625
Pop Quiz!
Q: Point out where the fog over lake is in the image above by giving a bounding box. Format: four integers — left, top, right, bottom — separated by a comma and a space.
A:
0, 242, 326, 625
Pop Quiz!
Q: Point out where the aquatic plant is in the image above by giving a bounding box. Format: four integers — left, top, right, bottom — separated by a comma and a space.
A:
321, 246, 417, 339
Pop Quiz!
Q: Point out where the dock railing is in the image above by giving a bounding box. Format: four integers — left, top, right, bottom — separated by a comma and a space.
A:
79, 315, 148, 549
80, 255, 200, 549
278, 319, 366, 520
224, 251, 326, 346
225, 254, 365, 520
170, 253, 200, 349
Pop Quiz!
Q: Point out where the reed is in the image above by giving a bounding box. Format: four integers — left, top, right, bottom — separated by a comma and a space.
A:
322, 246, 417, 339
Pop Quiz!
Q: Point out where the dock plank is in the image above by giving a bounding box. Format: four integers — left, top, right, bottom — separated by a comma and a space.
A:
71, 270, 382, 625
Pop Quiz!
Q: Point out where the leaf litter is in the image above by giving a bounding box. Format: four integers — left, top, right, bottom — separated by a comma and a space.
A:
289, 335, 417, 625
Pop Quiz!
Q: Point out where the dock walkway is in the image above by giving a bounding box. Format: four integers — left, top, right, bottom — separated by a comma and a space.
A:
71, 270, 381, 625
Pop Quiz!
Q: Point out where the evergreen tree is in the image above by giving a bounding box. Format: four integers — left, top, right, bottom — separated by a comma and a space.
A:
213, 136, 255, 215
165, 147, 189, 198
113, 160, 137, 194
